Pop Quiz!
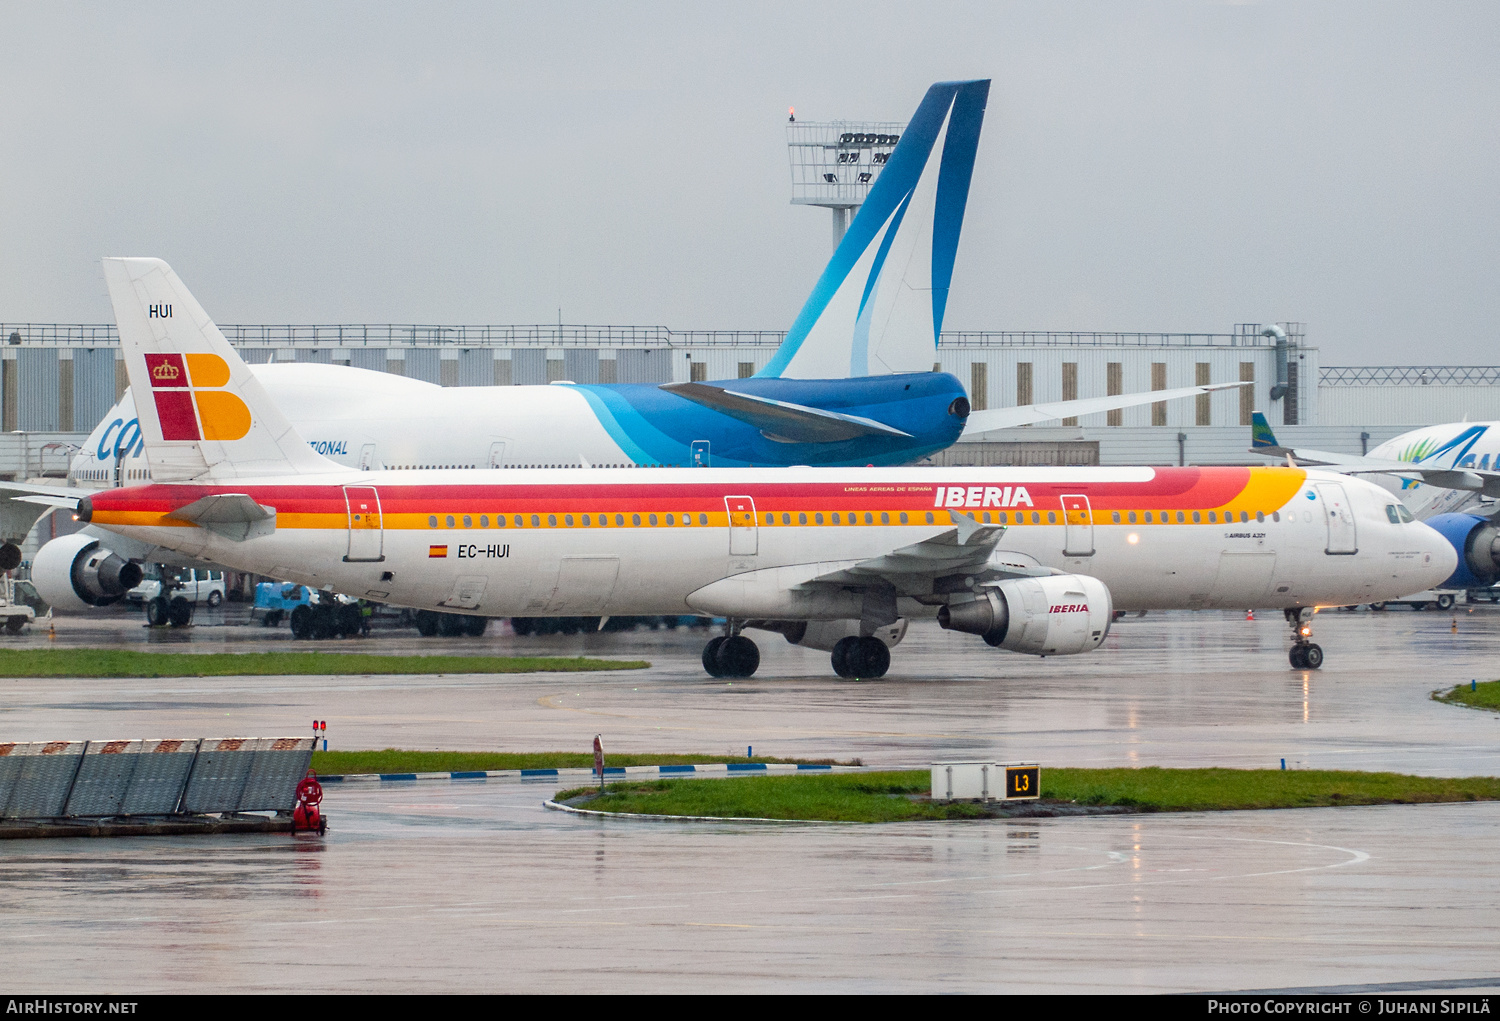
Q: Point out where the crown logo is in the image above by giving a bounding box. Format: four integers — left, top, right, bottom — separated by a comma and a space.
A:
152, 362, 180, 382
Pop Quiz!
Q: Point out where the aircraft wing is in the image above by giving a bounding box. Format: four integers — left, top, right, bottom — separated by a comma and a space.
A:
961, 381, 1250, 436
659, 381, 913, 442
1248, 412, 1500, 497
810, 515, 1005, 587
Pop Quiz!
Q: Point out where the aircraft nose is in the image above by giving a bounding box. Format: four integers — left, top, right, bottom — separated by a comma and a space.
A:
1414, 520, 1460, 587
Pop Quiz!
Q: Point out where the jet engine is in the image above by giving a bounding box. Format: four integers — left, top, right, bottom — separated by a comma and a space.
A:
751, 618, 908, 651
937, 574, 1112, 656
32, 533, 144, 611
1425, 513, 1500, 589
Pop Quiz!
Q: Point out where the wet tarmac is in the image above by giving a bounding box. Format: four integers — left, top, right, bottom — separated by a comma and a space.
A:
3, 606, 1499, 991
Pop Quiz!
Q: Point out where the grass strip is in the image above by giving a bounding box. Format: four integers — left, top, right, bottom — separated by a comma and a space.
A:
555, 767, 1500, 823
312, 750, 847, 774
0, 649, 646, 678
1434, 680, 1500, 711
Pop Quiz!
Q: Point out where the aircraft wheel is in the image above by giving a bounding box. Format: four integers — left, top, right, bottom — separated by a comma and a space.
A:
716, 635, 760, 678
465, 616, 488, 637
1302, 643, 1324, 669
1369, 602, 1386, 611
414, 609, 440, 637
438, 613, 467, 637
337, 604, 363, 637
854, 636, 890, 678
311, 604, 337, 640
1437, 594, 1456, 611
702, 636, 727, 677
290, 604, 313, 639
831, 636, 860, 678
146, 597, 170, 627
167, 596, 193, 628
1289, 644, 1307, 669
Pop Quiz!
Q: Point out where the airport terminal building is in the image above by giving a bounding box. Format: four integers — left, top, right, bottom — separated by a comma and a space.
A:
0, 319, 1492, 480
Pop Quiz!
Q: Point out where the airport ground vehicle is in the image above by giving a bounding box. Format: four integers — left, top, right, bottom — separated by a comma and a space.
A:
251, 580, 312, 626
288, 592, 366, 640
1369, 589, 1464, 611
0, 573, 36, 633
54, 257, 1461, 678
128, 565, 226, 607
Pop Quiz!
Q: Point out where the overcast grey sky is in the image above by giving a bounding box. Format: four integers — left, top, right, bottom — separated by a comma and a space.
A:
1, 2, 1495, 364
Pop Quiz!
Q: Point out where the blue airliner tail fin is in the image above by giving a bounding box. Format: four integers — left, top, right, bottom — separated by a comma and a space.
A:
760, 79, 990, 380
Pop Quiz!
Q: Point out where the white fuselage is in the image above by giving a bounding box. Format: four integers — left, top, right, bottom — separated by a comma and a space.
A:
85, 465, 1456, 617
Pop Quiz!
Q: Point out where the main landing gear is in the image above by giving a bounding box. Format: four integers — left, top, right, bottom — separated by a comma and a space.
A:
703, 631, 760, 678
1285, 608, 1323, 670
831, 635, 890, 679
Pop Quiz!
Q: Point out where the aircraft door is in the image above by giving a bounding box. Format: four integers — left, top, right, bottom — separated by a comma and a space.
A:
725, 496, 758, 556
691, 440, 710, 468
1061, 494, 1094, 557
358, 443, 378, 470
343, 486, 384, 562
488, 441, 508, 468
1316, 483, 1358, 554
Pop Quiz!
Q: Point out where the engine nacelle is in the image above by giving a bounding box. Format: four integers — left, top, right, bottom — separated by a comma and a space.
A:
1426, 513, 1500, 589
32, 533, 144, 611
937, 574, 1112, 656
751, 618, 908, 651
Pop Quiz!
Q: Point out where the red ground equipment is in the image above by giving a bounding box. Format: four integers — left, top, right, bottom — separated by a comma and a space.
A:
293, 772, 326, 835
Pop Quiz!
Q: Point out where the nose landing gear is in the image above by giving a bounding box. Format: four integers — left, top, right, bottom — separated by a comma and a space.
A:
1285, 608, 1323, 670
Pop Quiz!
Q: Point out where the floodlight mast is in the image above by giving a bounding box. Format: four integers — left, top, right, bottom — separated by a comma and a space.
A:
786, 119, 906, 251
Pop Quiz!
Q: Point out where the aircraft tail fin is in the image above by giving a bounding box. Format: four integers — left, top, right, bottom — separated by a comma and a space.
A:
760, 79, 990, 380
101, 258, 342, 481
1251, 411, 1280, 450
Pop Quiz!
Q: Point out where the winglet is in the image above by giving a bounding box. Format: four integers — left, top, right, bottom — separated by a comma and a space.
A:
1251, 411, 1279, 450
948, 509, 986, 544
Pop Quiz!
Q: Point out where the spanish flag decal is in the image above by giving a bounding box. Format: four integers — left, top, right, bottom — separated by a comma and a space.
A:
428, 545, 448, 558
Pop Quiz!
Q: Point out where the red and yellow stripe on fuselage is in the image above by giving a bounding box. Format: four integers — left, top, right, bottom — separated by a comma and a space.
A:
85, 466, 1307, 534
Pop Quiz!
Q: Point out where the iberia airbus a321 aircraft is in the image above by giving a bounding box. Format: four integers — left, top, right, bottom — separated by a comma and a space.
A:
41, 259, 1454, 676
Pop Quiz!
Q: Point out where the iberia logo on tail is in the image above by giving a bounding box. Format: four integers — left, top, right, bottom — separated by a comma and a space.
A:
144, 353, 251, 441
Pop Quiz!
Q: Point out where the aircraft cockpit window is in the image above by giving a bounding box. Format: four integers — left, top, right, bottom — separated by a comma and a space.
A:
1387, 504, 1415, 523
1398, 505, 1414, 522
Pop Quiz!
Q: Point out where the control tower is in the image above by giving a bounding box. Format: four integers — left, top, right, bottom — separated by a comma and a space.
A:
786, 114, 906, 251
